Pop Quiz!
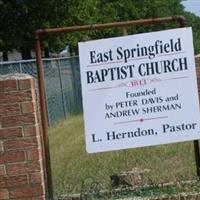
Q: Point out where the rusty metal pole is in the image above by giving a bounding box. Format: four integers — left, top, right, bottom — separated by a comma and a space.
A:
36, 16, 186, 36
35, 30, 54, 200
194, 141, 200, 176
176, 17, 200, 177
176, 17, 200, 178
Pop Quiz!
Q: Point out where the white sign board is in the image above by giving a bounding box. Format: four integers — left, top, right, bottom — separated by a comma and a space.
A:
78, 27, 200, 153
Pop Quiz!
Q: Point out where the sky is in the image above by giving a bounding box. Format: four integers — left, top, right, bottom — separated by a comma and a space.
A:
181, 0, 200, 17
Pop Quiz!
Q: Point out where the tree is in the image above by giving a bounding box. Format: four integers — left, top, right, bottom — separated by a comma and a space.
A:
0, 1, 16, 61
183, 12, 200, 54
0, 0, 70, 60
1, 0, 200, 60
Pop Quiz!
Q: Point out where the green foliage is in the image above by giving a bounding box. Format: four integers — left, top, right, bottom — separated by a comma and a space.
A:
183, 12, 200, 54
1, 0, 200, 59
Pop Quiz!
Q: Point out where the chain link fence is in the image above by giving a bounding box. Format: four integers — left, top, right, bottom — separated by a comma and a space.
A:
0, 56, 82, 126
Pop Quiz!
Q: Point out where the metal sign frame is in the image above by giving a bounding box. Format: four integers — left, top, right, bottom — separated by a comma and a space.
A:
34, 16, 200, 200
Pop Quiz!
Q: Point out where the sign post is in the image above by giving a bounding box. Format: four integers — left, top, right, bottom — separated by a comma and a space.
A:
79, 27, 200, 153
194, 140, 200, 176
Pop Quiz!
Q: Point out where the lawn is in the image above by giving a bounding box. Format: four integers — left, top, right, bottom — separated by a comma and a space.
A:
49, 115, 198, 199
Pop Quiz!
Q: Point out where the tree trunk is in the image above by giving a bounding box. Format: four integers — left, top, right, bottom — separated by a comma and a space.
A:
44, 46, 50, 58
21, 47, 32, 60
3, 51, 8, 61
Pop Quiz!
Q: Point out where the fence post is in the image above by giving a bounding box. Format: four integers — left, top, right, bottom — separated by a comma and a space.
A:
57, 59, 67, 119
19, 62, 22, 73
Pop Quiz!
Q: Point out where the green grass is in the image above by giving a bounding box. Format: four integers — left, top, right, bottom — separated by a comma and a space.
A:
109, 181, 200, 200
49, 115, 198, 199
83, 180, 200, 200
